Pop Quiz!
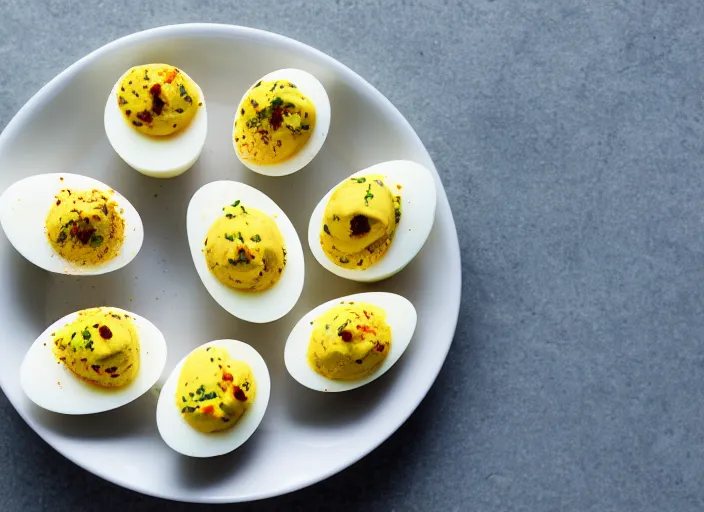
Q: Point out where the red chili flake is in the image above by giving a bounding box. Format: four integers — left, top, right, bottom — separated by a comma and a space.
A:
202, 405, 214, 414
70, 224, 78, 235
357, 324, 377, 335
136, 110, 153, 124
80, 358, 87, 362
110, 374, 120, 378
105, 366, 117, 374
164, 69, 178, 84
76, 227, 96, 245
150, 83, 165, 115
233, 386, 247, 401
99, 325, 112, 339
269, 107, 284, 131
222, 372, 233, 382
374, 342, 385, 352
340, 330, 353, 342
91, 365, 101, 373
55, 199, 61, 206
125, 109, 131, 116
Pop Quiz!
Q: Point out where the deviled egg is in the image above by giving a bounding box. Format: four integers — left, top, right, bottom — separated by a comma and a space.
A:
308, 160, 437, 282
233, 68, 330, 177
284, 292, 417, 392
20, 307, 167, 415
104, 63, 207, 178
156, 339, 270, 458
187, 180, 304, 323
0, 173, 143, 275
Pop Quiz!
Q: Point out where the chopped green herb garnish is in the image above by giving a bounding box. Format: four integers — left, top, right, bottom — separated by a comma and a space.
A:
179, 85, 187, 97
332, 214, 340, 221
224, 233, 235, 242
71, 332, 76, 340
325, 324, 330, 330
197, 391, 218, 401
337, 319, 351, 335
236, 232, 244, 242
241, 381, 250, 391
354, 177, 366, 183
251, 234, 261, 242
181, 406, 196, 413
225, 213, 235, 219
182, 396, 187, 403
82, 330, 91, 340
85, 340, 94, 351
219, 402, 227, 411
269, 81, 278, 92
340, 256, 350, 264
89, 235, 104, 248
189, 392, 194, 398
232, 200, 241, 208
246, 117, 261, 129
323, 224, 330, 235
240, 205, 247, 214
301, 124, 310, 130
364, 185, 374, 206
271, 97, 283, 108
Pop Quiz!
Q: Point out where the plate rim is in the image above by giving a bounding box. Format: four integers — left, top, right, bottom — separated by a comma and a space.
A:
0, 22, 462, 503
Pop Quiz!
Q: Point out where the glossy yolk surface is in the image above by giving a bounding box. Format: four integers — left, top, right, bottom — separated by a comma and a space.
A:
117, 64, 201, 136
46, 188, 125, 265
176, 346, 256, 433
51, 308, 140, 388
234, 79, 316, 164
320, 175, 401, 269
204, 202, 286, 292
307, 302, 392, 380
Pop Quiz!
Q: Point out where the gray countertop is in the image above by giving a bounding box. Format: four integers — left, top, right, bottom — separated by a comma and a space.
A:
1, 1, 703, 510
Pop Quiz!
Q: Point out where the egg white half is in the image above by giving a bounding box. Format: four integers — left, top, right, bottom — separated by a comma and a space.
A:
308, 160, 437, 282
0, 173, 144, 275
156, 339, 271, 458
104, 68, 208, 178
284, 292, 417, 392
186, 180, 305, 323
232, 68, 331, 177
20, 307, 167, 415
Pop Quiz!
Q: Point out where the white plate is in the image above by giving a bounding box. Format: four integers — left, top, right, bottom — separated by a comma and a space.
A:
0, 24, 461, 503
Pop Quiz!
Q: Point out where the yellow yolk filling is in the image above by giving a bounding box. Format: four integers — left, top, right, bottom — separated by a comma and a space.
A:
204, 202, 286, 292
117, 63, 201, 136
234, 79, 316, 164
307, 302, 392, 380
52, 308, 140, 388
320, 175, 401, 269
46, 188, 125, 266
176, 346, 256, 433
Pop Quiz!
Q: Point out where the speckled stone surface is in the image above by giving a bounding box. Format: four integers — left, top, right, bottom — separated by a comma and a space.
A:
1, 0, 704, 510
